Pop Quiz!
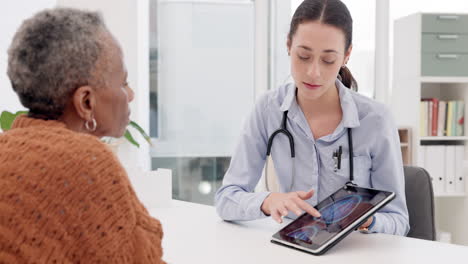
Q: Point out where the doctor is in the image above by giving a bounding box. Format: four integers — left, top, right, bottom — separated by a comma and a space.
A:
215, 0, 409, 236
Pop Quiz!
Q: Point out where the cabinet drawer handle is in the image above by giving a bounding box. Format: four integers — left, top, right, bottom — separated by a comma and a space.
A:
437, 15, 460, 20
437, 54, 459, 60
438, 34, 459, 40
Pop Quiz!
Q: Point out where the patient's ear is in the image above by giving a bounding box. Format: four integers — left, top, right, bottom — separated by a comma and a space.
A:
72, 85, 97, 121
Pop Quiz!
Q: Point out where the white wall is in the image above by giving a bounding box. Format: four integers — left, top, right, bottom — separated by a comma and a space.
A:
0, 0, 57, 114
57, 0, 151, 170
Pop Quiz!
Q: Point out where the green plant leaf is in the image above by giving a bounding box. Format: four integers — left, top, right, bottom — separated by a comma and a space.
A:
124, 129, 140, 148
128, 120, 153, 146
0, 110, 27, 131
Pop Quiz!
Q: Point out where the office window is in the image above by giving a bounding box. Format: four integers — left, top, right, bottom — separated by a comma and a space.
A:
290, 0, 376, 98
149, 0, 255, 205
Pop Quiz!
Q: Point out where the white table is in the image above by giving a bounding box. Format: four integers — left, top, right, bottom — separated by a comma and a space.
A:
150, 200, 468, 264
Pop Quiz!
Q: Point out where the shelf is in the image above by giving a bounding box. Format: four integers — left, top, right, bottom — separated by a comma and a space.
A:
421, 76, 468, 83
420, 136, 468, 141
398, 128, 412, 165
435, 193, 466, 198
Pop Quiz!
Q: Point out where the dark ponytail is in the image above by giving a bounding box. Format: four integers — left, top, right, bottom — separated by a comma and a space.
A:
288, 0, 358, 91
339, 65, 357, 91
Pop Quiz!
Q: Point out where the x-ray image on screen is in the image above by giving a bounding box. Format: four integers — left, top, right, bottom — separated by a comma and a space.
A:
279, 186, 387, 246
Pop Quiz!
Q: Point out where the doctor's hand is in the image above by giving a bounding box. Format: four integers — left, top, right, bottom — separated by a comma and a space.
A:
358, 216, 374, 230
261, 189, 321, 224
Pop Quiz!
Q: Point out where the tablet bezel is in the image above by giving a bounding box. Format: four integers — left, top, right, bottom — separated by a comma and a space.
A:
270, 184, 396, 255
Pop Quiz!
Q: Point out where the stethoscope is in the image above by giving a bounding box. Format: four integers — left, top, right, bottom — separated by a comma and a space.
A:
264, 110, 355, 192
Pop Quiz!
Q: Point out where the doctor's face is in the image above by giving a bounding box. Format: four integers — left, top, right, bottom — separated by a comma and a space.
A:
287, 21, 351, 101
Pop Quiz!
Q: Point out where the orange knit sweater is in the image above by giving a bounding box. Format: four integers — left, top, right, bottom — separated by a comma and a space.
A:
0, 116, 166, 264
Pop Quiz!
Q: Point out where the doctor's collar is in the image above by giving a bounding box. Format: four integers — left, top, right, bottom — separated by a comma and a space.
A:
279, 82, 297, 112
278, 79, 360, 129
336, 79, 360, 129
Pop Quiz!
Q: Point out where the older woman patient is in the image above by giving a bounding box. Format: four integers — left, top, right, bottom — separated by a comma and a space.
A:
0, 8, 166, 263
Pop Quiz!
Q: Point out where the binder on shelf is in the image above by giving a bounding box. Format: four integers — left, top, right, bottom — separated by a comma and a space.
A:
431, 99, 438, 136
425, 145, 446, 195
437, 101, 446, 137
455, 145, 465, 194
420, 101, 426, 136
445, 145, 456, 193
452, 102, 457, 137
428, 101, 433, 136
444, 102, 449, 136
447, 101, 453, 137
456, 101, 464, 136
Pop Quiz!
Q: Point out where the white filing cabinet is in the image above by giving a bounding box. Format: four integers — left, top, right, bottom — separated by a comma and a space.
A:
391, 12, 468, 245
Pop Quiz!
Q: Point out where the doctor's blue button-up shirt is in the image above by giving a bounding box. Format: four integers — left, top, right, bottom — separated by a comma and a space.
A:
215, 79, 410, 236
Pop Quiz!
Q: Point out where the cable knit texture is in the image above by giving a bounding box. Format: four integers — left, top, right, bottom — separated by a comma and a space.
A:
0, 115, 166, 264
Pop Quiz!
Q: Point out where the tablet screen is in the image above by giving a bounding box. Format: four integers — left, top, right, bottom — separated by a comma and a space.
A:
272, 185, 394, 252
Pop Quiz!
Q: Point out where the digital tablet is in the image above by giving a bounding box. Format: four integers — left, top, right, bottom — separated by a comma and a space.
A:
271, 184, 395, 255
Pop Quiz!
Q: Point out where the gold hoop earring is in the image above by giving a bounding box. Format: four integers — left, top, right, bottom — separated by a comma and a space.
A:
85, 118, 97, 132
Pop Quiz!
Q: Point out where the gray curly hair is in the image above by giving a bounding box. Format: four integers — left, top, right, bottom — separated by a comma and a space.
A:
7, 8, 111, 119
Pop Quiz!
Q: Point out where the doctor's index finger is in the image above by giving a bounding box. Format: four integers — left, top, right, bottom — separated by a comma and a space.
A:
296, 199, 321, 218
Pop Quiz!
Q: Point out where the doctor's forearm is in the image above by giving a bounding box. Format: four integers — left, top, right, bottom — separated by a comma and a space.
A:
371, 212, 410, 236
215, 188, 271, 221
